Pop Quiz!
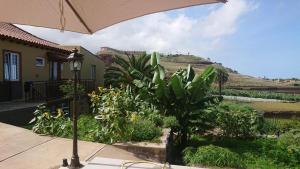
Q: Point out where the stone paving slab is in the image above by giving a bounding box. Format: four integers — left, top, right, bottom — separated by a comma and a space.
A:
0, 138, 105, 169
0, 122, 54, 162
80, 157, 205, 169
89, 145, 143, 161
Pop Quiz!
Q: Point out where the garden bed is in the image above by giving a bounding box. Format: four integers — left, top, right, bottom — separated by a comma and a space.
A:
113, 128, 170, 163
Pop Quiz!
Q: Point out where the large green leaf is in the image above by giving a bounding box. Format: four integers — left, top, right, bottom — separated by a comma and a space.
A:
155, 79, 169, 100
114, 55, 129, 69
170, 75, 185, 99
152, 70, 159, 83
186, 64, 195, 81
188, 66, 216, 103
157, 65, 165, 80
152, 65, 165, 83
150, 52, 160, 66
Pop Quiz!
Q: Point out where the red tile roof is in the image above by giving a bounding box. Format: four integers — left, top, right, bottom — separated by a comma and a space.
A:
0, 22, 70, 52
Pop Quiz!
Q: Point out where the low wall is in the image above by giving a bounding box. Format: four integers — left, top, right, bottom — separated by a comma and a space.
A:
0, 107, 36, 126
113, 129, 170, 163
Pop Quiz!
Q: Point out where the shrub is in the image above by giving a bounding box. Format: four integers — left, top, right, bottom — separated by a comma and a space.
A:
131, 119, 162, 142
59, 80, 85, 98
189, 135, 300, 168
263, 118, 300, 135
163, 116, 179, 128
216, 102, 264, 138
89, 87, 163, 143
77, 114, 101, 142
146, 111, 164, 127
275, 129, 300, 166
30, 104, 72, 137
183, 145, 244, 168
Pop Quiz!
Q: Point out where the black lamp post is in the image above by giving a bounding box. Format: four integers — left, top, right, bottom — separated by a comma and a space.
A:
67, 48, 83, 168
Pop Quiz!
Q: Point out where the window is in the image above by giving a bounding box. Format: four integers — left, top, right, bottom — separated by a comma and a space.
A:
49, 61, 59, 80
35, 57, 45, 67
90, 65, 96, 80
4, 51, 20, 81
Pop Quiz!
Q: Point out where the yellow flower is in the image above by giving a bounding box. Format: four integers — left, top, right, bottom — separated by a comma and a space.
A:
130, 112, 137, 122
56, 108, 64, 118
44, 112, 50, 119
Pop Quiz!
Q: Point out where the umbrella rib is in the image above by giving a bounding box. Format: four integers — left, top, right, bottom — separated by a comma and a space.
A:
65, 0, 92, 34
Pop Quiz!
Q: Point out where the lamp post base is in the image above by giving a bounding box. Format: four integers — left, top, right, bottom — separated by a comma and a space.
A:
69, 156, 83, 169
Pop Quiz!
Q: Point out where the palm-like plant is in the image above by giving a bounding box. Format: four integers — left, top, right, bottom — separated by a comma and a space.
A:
104, 53, 153, 87
135, 53, 220, 146
215, 67, 229, 96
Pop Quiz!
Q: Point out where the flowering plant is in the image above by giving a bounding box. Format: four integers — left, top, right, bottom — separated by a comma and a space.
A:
30, 104, 71, 136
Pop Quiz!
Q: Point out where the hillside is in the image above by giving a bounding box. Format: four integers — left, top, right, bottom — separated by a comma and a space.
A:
160, 54, 291, 87
98, 47, 295, 87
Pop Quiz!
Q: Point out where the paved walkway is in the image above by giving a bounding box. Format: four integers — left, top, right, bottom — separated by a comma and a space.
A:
0, 122, 142, 169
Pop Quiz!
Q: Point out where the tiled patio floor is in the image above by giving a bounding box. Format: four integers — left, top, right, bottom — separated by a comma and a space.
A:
0, 122, 143, 169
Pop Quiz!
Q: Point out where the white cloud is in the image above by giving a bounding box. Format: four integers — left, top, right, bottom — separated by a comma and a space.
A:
17, 0, 257, 55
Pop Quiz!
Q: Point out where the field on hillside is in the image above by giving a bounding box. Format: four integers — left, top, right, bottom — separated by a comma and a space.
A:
249, 102, 300, 113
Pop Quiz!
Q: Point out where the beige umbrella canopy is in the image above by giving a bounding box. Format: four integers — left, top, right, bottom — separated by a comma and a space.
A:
0, 0, 225, 34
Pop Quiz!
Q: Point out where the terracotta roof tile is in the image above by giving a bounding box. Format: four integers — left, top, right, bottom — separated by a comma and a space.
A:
0, 22, 70, 52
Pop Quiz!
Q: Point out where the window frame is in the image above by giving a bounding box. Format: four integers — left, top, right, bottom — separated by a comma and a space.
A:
35, 57, 45, 67
90, 64, 96, 80
3, 50, 22, 82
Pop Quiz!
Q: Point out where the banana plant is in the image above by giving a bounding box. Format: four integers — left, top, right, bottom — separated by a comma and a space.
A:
134, 52, 220, 146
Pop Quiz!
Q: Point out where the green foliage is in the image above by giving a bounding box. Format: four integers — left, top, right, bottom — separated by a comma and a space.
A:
104, 54, 153, 87
188, 135, 300, 169
163, 116, 179, 128
217, 88, 300, 102
89, 87, 162, 144
183, 145, 244, 168
263, 118, 300, 135
146, 111, 164, 127
134, 53, 220, 145
216, 102, 265, 138
215, 67, 229, 95
131, 118, 162, 142
30, 102, 162, 144
90, 87, 136, 143
59, 80, 85, 98
30, 104, 72, 137
278, 129, 300, 146
215, 67, 229, 84
77, 114, 101, 142
190, 107, 218, 134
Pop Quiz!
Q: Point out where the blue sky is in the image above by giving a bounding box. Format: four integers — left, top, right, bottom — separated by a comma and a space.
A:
204, 0, 300, 79
19, 0, 300, 79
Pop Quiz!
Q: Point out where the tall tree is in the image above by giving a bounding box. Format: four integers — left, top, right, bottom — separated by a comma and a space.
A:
215, 67, 229, 96
104, 53, 153, 87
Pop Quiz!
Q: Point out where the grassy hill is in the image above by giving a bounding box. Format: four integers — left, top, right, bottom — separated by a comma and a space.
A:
159, 54, 292, 87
